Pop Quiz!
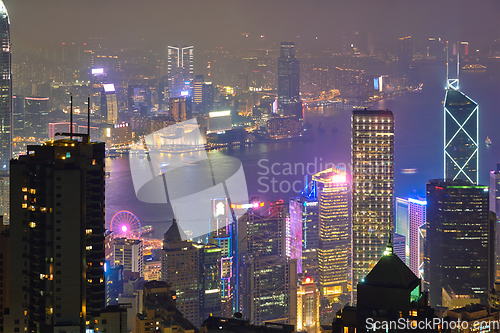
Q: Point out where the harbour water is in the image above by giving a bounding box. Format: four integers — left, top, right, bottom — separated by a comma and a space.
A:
106, 63, 500, 239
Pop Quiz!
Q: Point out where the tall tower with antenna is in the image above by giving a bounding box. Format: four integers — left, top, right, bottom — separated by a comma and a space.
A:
444, 41, 479, 184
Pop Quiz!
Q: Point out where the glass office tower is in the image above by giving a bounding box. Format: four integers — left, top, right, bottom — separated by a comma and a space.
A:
444, 82, 478, 184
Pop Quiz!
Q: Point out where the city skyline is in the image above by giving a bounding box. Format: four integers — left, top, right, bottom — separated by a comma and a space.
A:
1, 0, 500, 332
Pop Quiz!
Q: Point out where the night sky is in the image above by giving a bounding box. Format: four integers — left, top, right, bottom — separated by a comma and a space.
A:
6, 0, 500, 51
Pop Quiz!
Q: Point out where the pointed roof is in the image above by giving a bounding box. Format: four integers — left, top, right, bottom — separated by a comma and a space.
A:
362, 253, 420, 290
164, 218, 183, 242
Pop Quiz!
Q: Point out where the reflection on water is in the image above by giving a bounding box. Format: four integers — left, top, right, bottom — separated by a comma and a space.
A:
106, 64, 500, 239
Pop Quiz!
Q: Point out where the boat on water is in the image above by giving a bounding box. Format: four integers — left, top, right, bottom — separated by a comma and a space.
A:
142, 225, 154, 235
462, 64, 487, 72
485, 136, 492, 146
317, 122, 325, 133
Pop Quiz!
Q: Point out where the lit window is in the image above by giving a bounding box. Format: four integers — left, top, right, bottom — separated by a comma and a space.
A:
29, 222, 36, 228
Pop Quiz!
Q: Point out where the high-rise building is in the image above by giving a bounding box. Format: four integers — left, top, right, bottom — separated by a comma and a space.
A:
290, 181, 320, 283
168, 46, 194, 99
0, 0, 11, 173
394, 197, 427, 275
6, 135, 106, 332
193, 75, 214, 114
490, 163, 500, 280
277, 42, 302, 120
238, 201, 297, 326
12, 95, 24, 137
24, 96, 49, 138
397, 36, 413, 83
425, 179, 495, 307
112, 237, 144, 277
395, 197, 409, 263
161, 219, 222, 328
209, 197, 235, 317
169, 97, 187, 122
105, 261, 124, 307
351, 109, 394, 296
408, 198, 426, 276
297, 277, 320, 332
444, 74, 478, 184
313, 167, 349, 302
102, 83, 118, 125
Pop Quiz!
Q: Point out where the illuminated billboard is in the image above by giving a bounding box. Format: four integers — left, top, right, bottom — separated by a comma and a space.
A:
92, 68, 104, 75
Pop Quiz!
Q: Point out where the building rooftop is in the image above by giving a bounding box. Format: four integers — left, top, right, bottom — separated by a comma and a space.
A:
362, 250, 420, 290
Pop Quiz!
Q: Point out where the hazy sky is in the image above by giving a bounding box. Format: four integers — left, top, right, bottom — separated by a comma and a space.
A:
5, 0, 500, 51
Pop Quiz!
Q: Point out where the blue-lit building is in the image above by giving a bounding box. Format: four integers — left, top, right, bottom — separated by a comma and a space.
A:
209, 197, 235, 317
425, 179, 494, 307
105, 261, 124, 307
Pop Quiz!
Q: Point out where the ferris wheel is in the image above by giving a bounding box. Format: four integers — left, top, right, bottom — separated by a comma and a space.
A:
110, 210, 142, 238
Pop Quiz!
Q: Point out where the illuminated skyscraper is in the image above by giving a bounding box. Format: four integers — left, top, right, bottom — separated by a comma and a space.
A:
278, 42, 302, 120
313, 167, 349, 302
102, 83, 118, 125
6, 135, 106, 332
112, 237, 144, 277
168, 46, 194, 99
238, 201, 297, 326
395, 197, 427, 276
297, 277, 320, 332
209, 197, 235, 317
0, 0, 11, 172
444, 58, 478, 184
161, 219, 222, 327
425, 179, 494, 307
352, 109, 394, 296
490, 164, 500, 280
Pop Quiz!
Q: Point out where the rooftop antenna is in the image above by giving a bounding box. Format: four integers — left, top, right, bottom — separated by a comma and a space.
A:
70, 94, 73, 140
457, 41, 460, 84
446, 41, 449, 84
87, 94, 90, 143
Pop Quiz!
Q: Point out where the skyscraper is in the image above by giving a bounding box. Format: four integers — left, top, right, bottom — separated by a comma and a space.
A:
112, 237, 144, 277
490, 164, 500, 280
168, 46, 194, 99
238, 201, 297, 326
102, 83, 118, 125
278, 42, 302, 120
394, 197, 427, 275
313, 167, 349, 302
0, 0, 11, 172
6, 135, 106, 332
444, 65, 478, 184
397, 36, 413, 84
297, 277, 320, 332
351, 109, 394, 296
425, 179, 495, 307
161, 219, 222, 328
0, 1, 11, 229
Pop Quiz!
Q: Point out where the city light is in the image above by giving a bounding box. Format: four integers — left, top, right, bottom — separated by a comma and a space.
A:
209, 110, 231, 118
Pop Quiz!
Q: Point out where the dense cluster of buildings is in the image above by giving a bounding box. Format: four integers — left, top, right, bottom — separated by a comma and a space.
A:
1, 1, 500, 333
